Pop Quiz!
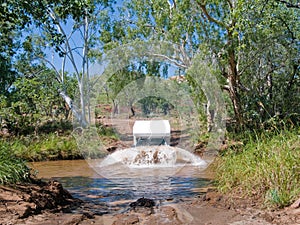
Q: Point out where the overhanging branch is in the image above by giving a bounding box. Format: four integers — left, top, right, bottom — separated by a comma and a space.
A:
35, 55, 62, 83
195, 1, 228, 29
150, 53, 188, 69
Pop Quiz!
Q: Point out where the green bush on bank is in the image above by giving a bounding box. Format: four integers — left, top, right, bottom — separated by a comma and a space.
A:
0, 143, 31, 184
1, 123, 119, 162
7, 134, 81, 161
0, 124, 120, 184
215, 129, 300, 208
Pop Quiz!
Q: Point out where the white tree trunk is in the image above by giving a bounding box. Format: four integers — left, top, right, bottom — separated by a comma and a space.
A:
59, 90, 87, 127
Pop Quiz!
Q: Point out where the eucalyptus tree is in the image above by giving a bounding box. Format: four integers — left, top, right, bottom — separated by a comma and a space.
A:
0, 0, 29, 132
12, 0, 115, 127
0, 0, 28, 96
110, 0, 245, 126
235, 0, 300, 128
109, 0, 299, 129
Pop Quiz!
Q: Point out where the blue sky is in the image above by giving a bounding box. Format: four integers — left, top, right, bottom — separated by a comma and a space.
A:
41, 0, 181, 79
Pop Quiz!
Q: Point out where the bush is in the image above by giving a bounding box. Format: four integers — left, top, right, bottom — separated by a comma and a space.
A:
0, 143, 31, 184
215, 129, 300, 208
4, 134, 81, 161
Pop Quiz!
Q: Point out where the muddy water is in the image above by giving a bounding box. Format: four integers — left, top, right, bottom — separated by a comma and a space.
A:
31, 159, 213, 213
31, 160, 97, 178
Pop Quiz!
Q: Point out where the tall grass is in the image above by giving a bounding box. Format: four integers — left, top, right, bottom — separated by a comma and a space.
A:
0, 143, 31, 184
4, 134, 81, 161
215, 129, 300, 208
2, 123, 120, 161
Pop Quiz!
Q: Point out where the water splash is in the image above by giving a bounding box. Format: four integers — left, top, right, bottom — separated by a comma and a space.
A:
101, 146, 206, 168
95, 146, 207, 178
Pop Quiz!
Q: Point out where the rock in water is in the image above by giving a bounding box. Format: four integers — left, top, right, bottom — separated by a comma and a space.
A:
129, 197, 155, 208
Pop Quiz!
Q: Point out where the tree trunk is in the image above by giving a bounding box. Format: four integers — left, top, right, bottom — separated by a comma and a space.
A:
59, 90, 87, 127
227, 32, 243, 127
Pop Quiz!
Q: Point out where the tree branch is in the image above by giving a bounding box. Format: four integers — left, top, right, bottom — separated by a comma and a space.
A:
46, 7, 80, 78
35, 55, 62, 83
277, 16, 296, 41
276, 0, 300, 9
150, 53, 188, 69
195, 1, 228, 29
179, 42, 191, 67
226, 0, 233, 9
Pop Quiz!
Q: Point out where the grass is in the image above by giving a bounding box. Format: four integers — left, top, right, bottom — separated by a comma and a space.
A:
2, 134, 81, 162
0, 143, 31, 184
0, 122, 120, 184
214, 129, 300, 209
0, 123, 120, 162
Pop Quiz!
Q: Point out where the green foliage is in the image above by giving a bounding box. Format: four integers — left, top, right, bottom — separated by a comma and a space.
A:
0, 0, 117, 128
2, 0, 299, 133
0, 68, 76, 135
73, 126, 110, 159
0, 55, 18, 96
215, 129, 300, 208
116, 0, 300, 130
138, 96, 173, 116
237, 0, 300, 129
0, 143, 31, 184
97, 123, 119, 140
0, 0, 24, 96
4, 133, 80, 162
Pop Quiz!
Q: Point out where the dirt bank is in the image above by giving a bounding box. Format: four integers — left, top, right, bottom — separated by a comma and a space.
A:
0, 181, 299, 225
0, 180, 81, 224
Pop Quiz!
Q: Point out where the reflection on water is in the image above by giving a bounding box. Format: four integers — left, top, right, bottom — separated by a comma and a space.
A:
51, 176, 210, 205
31, 160, 97, 178
31, 159, 212, 212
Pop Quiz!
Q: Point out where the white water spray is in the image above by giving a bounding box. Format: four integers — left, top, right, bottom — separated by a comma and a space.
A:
100, 146, 206, 168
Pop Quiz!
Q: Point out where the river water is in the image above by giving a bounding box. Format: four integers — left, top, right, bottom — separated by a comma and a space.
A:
31, 146, 213, 213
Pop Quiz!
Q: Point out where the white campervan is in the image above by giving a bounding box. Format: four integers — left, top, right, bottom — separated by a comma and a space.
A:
132, 120, 170, 146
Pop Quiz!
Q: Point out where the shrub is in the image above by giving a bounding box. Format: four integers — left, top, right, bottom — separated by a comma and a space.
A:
6, 134, 80, 161
0, 143, 31, 184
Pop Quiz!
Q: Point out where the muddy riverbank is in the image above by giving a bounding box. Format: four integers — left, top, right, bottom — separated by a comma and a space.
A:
1, 180, 299, 225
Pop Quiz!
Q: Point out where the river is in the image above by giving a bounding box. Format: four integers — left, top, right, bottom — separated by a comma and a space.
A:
31, 146, 214, 214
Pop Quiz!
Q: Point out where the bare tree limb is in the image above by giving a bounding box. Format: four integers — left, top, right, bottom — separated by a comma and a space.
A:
150, 53, 188, 69
35, 55, 62, 83
46, 7, 81, 79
